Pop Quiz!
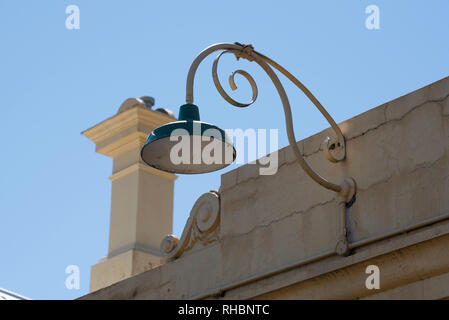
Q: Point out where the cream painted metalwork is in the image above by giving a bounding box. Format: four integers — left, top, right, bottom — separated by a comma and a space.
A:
184, 42, 356, 255
185, 42, 355, 203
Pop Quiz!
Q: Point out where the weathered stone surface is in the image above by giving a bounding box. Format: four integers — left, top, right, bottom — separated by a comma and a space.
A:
386, 85, 429, 122
254, 234, 449, 300
220, 169, 237, 192
340, 103, 387, 141
443, 96, 449, 116
429, 76, 449, 101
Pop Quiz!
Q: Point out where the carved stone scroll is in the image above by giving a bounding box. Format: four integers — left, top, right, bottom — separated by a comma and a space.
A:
160, 191, 220, 261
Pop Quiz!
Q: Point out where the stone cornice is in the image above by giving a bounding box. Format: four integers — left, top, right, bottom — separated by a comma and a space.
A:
82, 106, 174, 147
96, 131, 148, 157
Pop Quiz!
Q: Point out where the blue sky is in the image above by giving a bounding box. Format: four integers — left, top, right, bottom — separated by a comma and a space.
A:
0, 1, 448, 299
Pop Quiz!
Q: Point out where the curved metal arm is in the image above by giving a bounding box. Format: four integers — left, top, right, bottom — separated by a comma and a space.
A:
186, 42, 355, 201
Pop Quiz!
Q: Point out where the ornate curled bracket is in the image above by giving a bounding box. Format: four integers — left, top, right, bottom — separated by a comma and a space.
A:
160, 191, 220, 261
184, 43, 357, 256
185, 42, 355, 204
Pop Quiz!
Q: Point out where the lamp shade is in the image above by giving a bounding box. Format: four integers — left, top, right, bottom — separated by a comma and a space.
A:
141, 104, 236, 174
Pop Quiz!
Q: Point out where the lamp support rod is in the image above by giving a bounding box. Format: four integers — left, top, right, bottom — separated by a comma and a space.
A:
185, 42, 355, 204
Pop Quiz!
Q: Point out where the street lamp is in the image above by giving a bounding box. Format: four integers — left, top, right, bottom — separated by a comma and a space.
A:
141, 42, 356, 255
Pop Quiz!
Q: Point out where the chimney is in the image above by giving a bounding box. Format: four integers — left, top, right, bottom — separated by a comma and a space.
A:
82, 97, 177, 292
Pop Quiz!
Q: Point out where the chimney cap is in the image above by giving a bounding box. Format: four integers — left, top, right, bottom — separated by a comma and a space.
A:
139, 96, 155, 108
117, 96, 175, 119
